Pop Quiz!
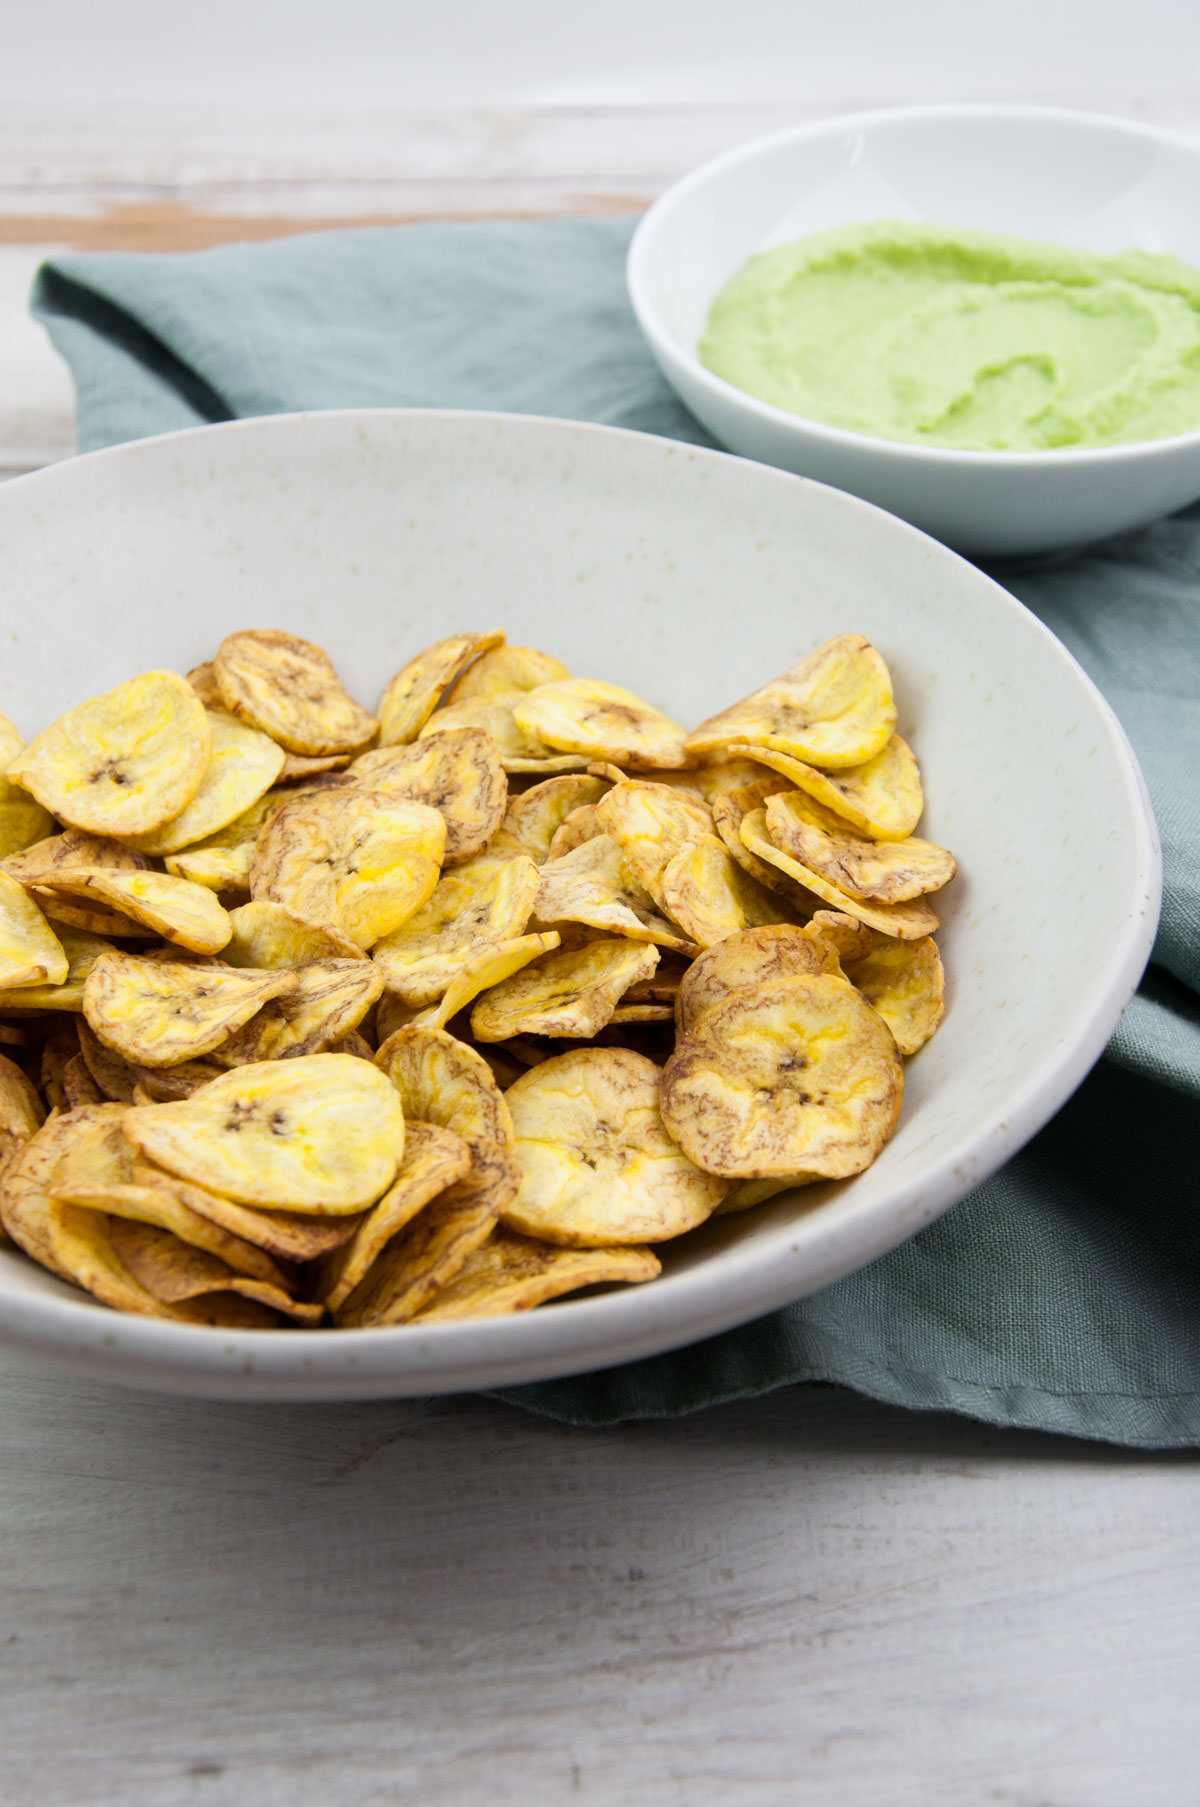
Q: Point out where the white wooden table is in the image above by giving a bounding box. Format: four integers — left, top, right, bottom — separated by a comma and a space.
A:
3, 65, 1198, 1804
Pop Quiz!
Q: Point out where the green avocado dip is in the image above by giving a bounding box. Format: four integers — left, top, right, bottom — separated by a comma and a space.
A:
698, 221, 1200, 451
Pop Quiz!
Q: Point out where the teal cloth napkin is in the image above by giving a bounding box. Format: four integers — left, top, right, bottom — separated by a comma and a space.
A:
31, 218, 1200, 1446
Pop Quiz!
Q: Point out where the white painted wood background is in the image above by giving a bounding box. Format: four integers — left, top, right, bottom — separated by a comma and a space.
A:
3, 8, 1199, 1798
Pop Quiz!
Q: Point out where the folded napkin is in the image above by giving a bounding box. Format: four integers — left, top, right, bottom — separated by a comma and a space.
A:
31, 218, 1200, 1446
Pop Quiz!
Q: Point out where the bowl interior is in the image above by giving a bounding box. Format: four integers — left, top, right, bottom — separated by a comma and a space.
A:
0, 411, 1158, 1397
638, 107, 1200, 360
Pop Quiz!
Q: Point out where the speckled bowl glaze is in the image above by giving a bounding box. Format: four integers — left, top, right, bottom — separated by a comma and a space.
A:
628, 104, 1200, 557
0, 410, 1159, 1399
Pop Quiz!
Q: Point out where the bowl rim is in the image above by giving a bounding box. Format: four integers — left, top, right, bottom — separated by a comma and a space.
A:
627, 100, 1200, 471
0, 406, 1165, 1397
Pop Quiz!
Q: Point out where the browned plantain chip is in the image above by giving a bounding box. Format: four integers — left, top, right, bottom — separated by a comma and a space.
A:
676, 924, 837, 1038
351, 727, 507, 866
377, 631, 506, 746
319, 1120, 474, 1312
657, 834, 792, 948
764, 790, 955, 902
661, 973, 904, 1178
0, 1105, 124, 1279
82, 950, 295, 1067
533, 834, 698, 954
740, 809, 937, 940
211, 958, 384, 1065
723, 734, 925, 841
129, 1156, 365, 1260
514, 680, 691, 770
498, 775, 612, 865
375, 1024, 514, 1155
214, 629, 377, 756
34, 869, 234, 955
471, 939, 660, 1042
106, 1218, 323, 1322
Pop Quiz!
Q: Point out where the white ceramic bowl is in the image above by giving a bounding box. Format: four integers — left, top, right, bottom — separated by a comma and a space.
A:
0, 410, 1159, 1399
628, 104, 1200, 559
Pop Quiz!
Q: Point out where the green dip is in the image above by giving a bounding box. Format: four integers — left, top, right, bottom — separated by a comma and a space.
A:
698, 221, 1200, 450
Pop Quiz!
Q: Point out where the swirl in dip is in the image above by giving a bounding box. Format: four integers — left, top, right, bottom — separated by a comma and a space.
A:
699, 221, 1200, 451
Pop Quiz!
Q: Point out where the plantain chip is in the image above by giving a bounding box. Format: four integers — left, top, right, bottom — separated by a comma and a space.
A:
739, 809, 938, 940
129, 1155, 364, 1259
375, 1024, 514, 1155
351, 727, 506, 866
545, 803, 604, 862
214, 629, 377, 756
504, 1047, 725, 1245
106, 1218, 323, 1322
82, 949, 295, 1067
250, 787, 446, 948
34, 868, 233, 955
124, 1053, 404, 1211
471, 939, 660, 1042
408, 932, 560, 1034
415, 1227, 661, 1321
675, 923, 833, 1037
441, 643, 569, 706
724, 734, 924, 841
661, 972, 904, 1178
319, 1119, 473, 1312
6, 670, 210, 836
657, 834, 792, 948
595, 781, 713, 901
63, 1055, 104, 1108
418, 693, 590, 774
333, 1145, 508, 1326
47, 1200, 192, 1318
710, 782, 817, 910
130, 1058, 230, 1101
121, 711, 286, 855
222, 899, 364, 969
186, 661, 224, 708
513, 679, 691, 771
371, 850, 540, 1005
211, 957, 384, 1065
533, 834, 698, 954
802, 910, 873, 967
844, 934, 946, 1056
0, 871, 68, 989
0, 715, 55, 860
764, 790, 956, 902
0, 1105, 120, 1279
377, 631, 506, 746
498, 774, 611, 865
686, 634, 896, 770
0, 1050, 46, 1138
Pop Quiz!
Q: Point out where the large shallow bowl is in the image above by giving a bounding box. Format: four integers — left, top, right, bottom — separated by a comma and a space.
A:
0, 410, 1159, 1399
628, 104, 1200, 559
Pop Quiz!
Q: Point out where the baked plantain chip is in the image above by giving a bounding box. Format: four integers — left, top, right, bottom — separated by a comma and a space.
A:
375, 1023, 514, 1155
214, 629, 377, 756
82, 950, 293, 1067
724, 734, 924, 841
121, 711, 286, 855
504, 1047, 726, 1245
497, 774, 612, 865
844, 934, 946, 1056
657, 834, 792, 948
351, 726, 506, 866
377, 631, 506, 746
764, 790, 955, 902
533, 834, 698, 954
371, 850, 540, 1005
415, 1227, 661, 1321
513, 679, 691, 771
319, 1119, 473, 1312
210, 958, 384, 1066
0, 871, 68, 990
686, 634, 896, 770
471, 939, 660, 1042
675, 923, 835, 1038
441, 643, 569, 706
739, 809, 938, 940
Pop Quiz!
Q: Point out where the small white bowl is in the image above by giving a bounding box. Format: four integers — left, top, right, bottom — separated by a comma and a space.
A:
628, 104, 1200, 559
0, 410, 1160, 1399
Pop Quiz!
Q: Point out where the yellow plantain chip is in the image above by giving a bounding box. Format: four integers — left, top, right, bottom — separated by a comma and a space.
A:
844, 934, 946, 1057
686, 634, 896, 770
545, 803, 604, 862
661, 972, 904, 1179
276, 749, 354, 781
595, 780, 713, 901
0, 1050, 46, 1139
129, 1155, 364, 1259
710, 782, 817, 910
47, 1200, 194, 1318
657, 834, 792, 949
82, 949, 295, 1067
164, 846, 250, 895
6, 670, 210, 836
723, 734, 924, 841
105, 1218, 323, 1322
533, 834, 698, 954
213, 629, 377, 756
504, 1047, 726, 1245
0, 871, 68, 989
498, 774, 611, 865
120, 711, 286, 855
123, 1053, 405, 1211
6, 828, 156, 939
211, 958, 384, 1065
375, 1024, 514, 1155
415, 1227, 662, 1322
408, 932, 560, 1034
471, 939, 660, 1042
609, 1004, 674, 1024
739, 809, 938, 940
221, 899, 364, 969
250, 787, 446, 948
802, 910, 873, 966
0, 924, 112, 1012
371, 850, 540, 1005
46, 1106, 290, 1285
714, 1174, 825, 1215
441, 643, 570, 706
377, 631, 507, 747
418, 692, 590, 774
764, 790, 956, 902
675, 924, 834, 1037
0, 1109, 104, 1277
319, 1119, 473, 1312
351, 727, 507, 866
333, 1146, 508, 1327
0, 716, 55, 859
513, 679, 691, 771
36, 869, 233, 955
